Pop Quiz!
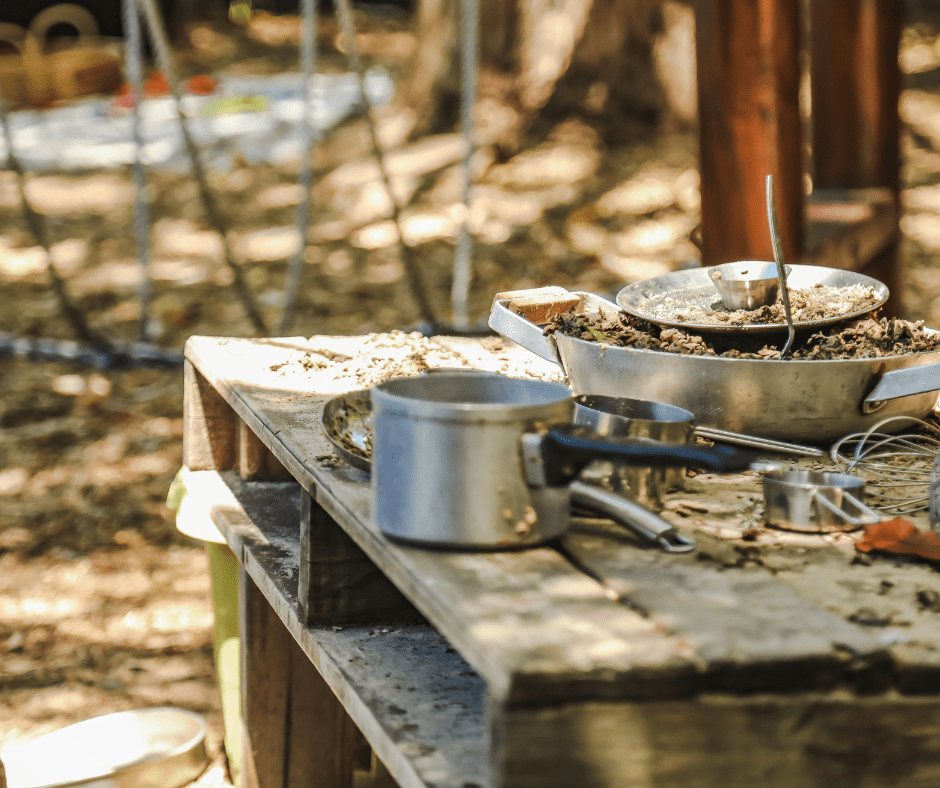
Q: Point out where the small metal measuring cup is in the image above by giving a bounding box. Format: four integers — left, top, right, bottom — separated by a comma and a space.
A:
762, 470, 882, 532
708, 261, 792, 311
573, 395, 695, 509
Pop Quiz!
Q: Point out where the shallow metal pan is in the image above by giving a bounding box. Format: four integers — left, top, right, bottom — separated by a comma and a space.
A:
489, 288, 940, 443
616, 264, 889, 335
321, 391, 372, 473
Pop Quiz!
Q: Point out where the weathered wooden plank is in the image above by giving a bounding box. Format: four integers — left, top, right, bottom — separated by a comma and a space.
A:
561, 516, 887, 694
239, 566, 291, 788
648, 466, 940, 694
239, 419, 293, 481
184, 360, 237, 471
500, 694, 940, 788
773, 558, 940, 694
240, 568, 357, 788
299, 489, 422, 626
284, 625, 359, 788
184, 469, 490, 788
695, 0, 803, 265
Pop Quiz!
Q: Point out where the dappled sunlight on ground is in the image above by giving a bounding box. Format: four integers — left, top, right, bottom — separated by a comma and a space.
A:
1, 7, 940, 787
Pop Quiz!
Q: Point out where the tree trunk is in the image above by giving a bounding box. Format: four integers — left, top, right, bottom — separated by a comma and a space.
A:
396, 0, 690, 142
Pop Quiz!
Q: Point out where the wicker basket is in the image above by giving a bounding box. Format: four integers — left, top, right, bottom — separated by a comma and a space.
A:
0, 22, 31, 105
0, 4, 123, 107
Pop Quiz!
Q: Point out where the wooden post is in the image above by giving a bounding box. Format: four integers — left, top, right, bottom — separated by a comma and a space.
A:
299, 491, 421, 625
696, 0, 803, 265
184, 360, 237, 471
238, 420, 293, 482
239, 568, 358, 788
811, 0, 902, 315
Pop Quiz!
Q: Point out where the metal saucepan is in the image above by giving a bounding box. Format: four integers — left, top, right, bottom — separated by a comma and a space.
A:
369, 373, 762, 548
574, 394, 824, 457
489, 288, 940, 443
762, 470, 882, 532
572, 393, 822, 510
573, 395, 694, 508
616, 264, 888, 335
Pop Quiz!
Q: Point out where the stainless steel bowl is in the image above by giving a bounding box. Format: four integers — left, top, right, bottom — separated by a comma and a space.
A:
762, 470, 882, 532
572, 395, 694, 507
708, 261, 791, 311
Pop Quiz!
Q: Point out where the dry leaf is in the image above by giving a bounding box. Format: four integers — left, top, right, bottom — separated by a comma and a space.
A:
855, 518, 940, 561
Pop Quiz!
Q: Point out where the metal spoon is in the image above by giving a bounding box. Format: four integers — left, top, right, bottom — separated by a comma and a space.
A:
766, 174, 796, 357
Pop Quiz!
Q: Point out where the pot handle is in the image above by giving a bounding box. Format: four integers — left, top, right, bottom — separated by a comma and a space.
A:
569, 480, 696, 552
863, 360, 940, 413
811, 489, 882, 528
524, 424, 760, 486
488, 287, 584, 365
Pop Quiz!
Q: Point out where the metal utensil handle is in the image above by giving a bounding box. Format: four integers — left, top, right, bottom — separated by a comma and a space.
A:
542, 425, 759, 480
766, 174, 796, 357
569, 480, 696, 553
863, 361, 940, 411
693, 426, 825, 457
810, 489, 882, 527
488, 298, 563, 365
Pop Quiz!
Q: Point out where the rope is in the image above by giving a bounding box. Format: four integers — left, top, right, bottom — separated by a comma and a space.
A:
452, 0, 478, 330
277, 0, 319, 335
134, 0, 269, 336
332, 0, 438, 330
0, 100, 108, 347
122, 0, 152, 342
0, 331, 183, 368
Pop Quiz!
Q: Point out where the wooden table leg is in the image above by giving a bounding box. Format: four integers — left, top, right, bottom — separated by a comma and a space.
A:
299, 490, 421, 627
695, 0, 804, 265
811, 0, 902, 314
239, 567, 358, 788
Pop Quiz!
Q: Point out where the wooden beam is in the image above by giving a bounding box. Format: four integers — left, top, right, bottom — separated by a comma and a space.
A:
500, 695, 940, 788
299, 490, 422, 626
240, 569, 358, 788
804, 187, 898, 272
695, 0, 804, 265
184, 360, 237, 471
810, 0, 902, 313
189, 469, 490, 788
238, 420, 293, 482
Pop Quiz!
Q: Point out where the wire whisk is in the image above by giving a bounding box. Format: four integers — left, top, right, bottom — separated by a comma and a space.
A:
830, 416, 940, 516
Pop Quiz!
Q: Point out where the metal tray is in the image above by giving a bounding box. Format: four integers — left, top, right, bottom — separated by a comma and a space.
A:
616, 264, 889, 335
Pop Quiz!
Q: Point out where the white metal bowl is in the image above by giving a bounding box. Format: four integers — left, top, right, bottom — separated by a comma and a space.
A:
1, 707, 208, 788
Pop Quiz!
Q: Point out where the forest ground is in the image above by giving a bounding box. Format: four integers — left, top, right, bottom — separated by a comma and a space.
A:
3, 5, 940, 785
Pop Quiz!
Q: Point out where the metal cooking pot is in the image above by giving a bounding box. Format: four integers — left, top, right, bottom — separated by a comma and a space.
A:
573, 395, 694, 507
489, 288, 940, 444
763, 470, 882, 532
370, 373, 758, 548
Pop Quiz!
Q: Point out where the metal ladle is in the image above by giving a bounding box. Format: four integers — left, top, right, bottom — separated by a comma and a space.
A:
766, 174, 796, 357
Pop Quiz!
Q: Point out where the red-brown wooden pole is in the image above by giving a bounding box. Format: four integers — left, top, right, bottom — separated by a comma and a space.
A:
811, 0, 902, 315
696, 0, 804, 265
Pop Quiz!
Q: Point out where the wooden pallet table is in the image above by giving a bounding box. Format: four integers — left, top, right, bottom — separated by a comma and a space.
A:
181, 333, 940, 788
